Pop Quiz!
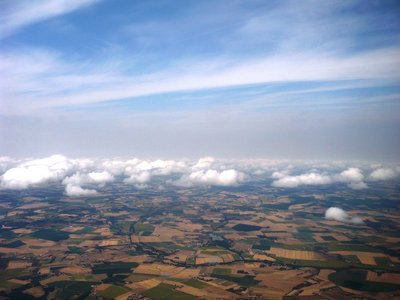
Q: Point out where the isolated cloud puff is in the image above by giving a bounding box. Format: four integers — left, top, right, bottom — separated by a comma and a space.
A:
325, 207, 364, 225
0, 154, 77, 189
64, 184, 97, 197
369, 168, 398, 181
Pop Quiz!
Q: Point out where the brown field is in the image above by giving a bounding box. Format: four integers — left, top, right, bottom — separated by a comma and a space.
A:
114, 292, 136, 300
8, 279, 30, 285
253, 253, 276, 262
38, 267, 51, 275
221, 253, 235, 263
330, 251, 387, 265
152, 225, 185, 240
131, 235, 162, 243
318, 269, 336, 280
176, 284, 208, 297
203, 285, 239, 299
255, 269, 313, 295
18, 202, 50, 209
95, 284, 111, 291
12, 228, 33, 234
126, 278, 162, 291
59, 266, 91, 275
98, 239, 121, 247
173, 268, 200, 279
23, 286, 45, 298
40, 275, 70, 286
62, 226, 85, 232
367, 271, 400, 284
165, 250, 194, 263
133, 263, 184, 276
330, 233, 351, 242
268, 247, 323, 260
22, 238, 56, 247
7, 261, 32, 269
195, 255, 223, 265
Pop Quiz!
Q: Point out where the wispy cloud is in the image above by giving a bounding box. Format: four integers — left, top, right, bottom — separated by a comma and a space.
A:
0, 0, 103, 38
2, 46, 400, 115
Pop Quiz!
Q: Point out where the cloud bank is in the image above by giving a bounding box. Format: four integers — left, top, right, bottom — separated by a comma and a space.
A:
0, 155, 398, 197
325, 207, 364, 225
272, 167, 368, 190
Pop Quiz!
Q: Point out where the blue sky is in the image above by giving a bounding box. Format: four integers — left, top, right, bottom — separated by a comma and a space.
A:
0, 0, 399, 160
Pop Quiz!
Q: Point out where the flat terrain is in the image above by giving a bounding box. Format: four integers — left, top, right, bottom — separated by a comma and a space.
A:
0, 180, 399, 299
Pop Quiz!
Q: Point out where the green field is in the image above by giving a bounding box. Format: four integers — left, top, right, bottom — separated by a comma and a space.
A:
49, 281, 98, 300
97, 285, 130, 299
184, 279, 209, 289
31, 229, 70, 241
142, 283, 196, 300
0, 280, 26, 292
92, 262, 139, 275
211, 274, 260, 287
232, 224, 262, 232
212, 267, 231, 275
329, 269, 400, 292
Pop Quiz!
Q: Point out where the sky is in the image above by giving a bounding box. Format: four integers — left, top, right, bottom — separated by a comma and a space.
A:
0, 0, 400, 160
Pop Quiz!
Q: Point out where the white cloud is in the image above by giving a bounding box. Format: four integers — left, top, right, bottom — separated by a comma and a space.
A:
2, 46, 400, 115
124, 171, 151, 185
0, 154, 76, 189
272, 172, 332, 188
369, 168, 398, 181
325, 207, 364, 225
64, 183, 97, 197
0, 0, 102, 38
0, 156, 396, 193
182, 169, 245, 186
272, 167, 368, 189
336, 167, 367, 189
193, 157, 215, 170
87, 171, 114, 185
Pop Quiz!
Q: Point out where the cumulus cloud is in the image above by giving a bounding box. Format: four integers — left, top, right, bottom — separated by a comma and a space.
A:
272, 172, 332, 188
0, 155, 398, 194
272, 167, 367, 189
369, 168, 398, 181
336, 167, 367, 189
325, 207, 364, 225
0, 154, 77, 189
177, 169, 245, 187
62, 171, 114, 196
193, 157, 215, 170
64, 184, 97, 197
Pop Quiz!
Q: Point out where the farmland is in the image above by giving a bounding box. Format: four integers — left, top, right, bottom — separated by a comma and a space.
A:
0, 179, 399, 299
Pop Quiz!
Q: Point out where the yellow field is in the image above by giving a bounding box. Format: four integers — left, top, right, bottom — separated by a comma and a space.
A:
268, 247, 323, 260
